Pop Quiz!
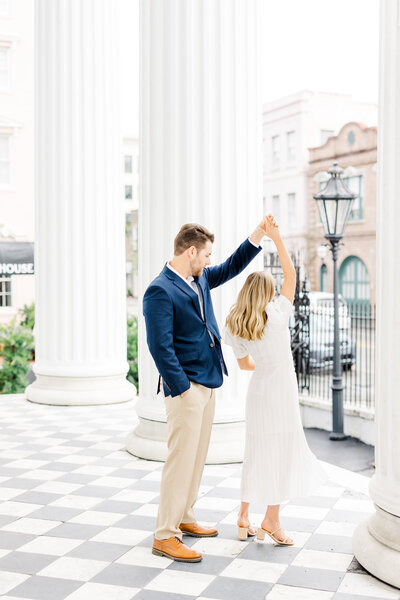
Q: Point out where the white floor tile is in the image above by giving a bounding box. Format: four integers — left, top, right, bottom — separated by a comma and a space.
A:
17, 535, 83, 556
68, 511, 124, 526
191, 537, 247, 557
313, 485, 346, 498
145, 570, 215, 596
0, 488, 24, 501
132, 503, 159, 517
22, 469, 65, 481
337, 572, 400, 599
220, 558, 287, 583
194, 496, 239, 511
88, 477, 134, 489
117, 546, 172, 568
1, 517, 61, 535
333, 497, 375, 513
265, 584, 334, 599
0, 571, 29, 595
91, 527, 152, 546
64, 582, 139, 600
6, 459, 50, 470
73, 465, 116, 476
315, 520, 358, 537
38, 556, 108, 581
292, 548, 353, 571
50, 495, 103, 510
0, 501, 42, 517
34, 481, 83, 495
111, 490, 159, 504
122, 460, 162, 472
57, 455, 97, 465
280, 504, 330, 520
141, 471, 162, 482
216, 477, 241, 489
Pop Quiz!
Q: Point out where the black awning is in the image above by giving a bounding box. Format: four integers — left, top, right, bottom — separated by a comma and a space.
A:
0, 242, 34, 275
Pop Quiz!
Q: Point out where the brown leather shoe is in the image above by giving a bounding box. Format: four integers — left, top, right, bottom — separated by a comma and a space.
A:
152, 536, 202, 562
179, 522, 218, 537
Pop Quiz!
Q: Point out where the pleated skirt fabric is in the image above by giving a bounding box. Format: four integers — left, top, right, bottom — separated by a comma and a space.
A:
240, 363, 329, 506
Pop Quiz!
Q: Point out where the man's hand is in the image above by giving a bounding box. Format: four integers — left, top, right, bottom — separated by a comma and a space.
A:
260, 214, 280, 241
249, 214, 279, 246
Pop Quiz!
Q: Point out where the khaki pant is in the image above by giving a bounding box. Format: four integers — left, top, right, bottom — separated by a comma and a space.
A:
154, 381, 215, 540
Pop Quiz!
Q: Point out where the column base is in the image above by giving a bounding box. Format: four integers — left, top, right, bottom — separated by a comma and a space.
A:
25, 374, 136, 406
353, 504, 400, 589
125, 416, 245, 464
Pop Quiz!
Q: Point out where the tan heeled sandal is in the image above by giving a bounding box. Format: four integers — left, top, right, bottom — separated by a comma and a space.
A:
237, 525, 257, 541
256, 526, 294, 546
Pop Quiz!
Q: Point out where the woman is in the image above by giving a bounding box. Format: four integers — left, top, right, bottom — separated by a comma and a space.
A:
223, 215, 328, 546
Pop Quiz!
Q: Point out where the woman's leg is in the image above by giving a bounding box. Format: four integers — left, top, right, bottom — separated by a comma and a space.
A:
237, 501, 256, 535
261, 504, 293, 544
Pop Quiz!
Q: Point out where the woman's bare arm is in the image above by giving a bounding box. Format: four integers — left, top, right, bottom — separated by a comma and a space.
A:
262, 215, 296, 304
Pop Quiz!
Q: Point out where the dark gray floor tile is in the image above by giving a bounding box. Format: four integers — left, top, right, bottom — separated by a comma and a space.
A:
0, 551, 57, 574
133, 591, 195, 600
333, 595, 386, 600
130, 480, 161, 492
114, 515, 156, 531
113, 468, 155, 480
91, 500, 142, 513
28, 506, 83, 522
69, 485, 121, 498
55, 473, 98, 484
191, 509, 232, 523
0, 531, 35, 550
40, 462, 78, 472
280, 516, 320, 533
92, 563, 161, 588
46, 522, 104, 539
168, 553, 232, 575
9, 491, 61, 505
7, 476, 56, 489
202, 576, 272, 600
201, 475, 226, 486
278, 565, 344, 592
6, 575, 83, 600
215, 523, 240, 540
204, 487, 240, 500
238, 540, 300, 563
58, 440, 94, 447
305, 533, 354, 554
0, 515, 19, 527
66, 540, 131, 561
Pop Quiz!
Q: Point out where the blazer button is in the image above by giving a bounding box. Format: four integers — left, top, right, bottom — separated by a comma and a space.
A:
209, 342, 214, 348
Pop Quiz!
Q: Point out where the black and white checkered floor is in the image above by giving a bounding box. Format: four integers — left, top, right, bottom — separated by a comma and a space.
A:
0, 395, 399, 600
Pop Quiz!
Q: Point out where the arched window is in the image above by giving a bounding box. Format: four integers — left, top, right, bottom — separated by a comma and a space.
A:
339, 256, 370, 306
320, 264, 328, 292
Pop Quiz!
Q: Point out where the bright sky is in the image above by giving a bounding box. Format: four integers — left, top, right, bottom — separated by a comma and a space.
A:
119, 0, 379, 138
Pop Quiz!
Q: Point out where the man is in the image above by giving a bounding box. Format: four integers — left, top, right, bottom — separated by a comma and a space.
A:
143, 219, 267, 562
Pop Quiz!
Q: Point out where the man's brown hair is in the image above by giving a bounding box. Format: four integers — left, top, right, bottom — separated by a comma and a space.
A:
174, 223, 215, 255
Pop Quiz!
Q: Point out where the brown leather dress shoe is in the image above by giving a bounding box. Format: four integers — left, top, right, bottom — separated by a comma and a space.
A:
179, 522, 218, 537
152, 536, 202, 562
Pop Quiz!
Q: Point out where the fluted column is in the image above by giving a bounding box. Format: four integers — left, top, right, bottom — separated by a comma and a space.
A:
26, 0, 136, 405
126, 0, 263, 462
352, 0, 400, 588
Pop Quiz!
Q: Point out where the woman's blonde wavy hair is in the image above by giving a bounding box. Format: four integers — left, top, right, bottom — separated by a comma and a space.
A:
225, 271, 276, 341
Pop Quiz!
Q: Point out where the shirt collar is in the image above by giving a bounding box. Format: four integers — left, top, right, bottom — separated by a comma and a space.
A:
166, 262, 194, 286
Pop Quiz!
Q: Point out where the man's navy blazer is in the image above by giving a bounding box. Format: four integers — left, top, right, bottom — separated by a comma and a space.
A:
142, 237, 262, 397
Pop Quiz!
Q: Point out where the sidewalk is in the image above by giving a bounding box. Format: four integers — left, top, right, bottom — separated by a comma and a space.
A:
0, 395, 398, 600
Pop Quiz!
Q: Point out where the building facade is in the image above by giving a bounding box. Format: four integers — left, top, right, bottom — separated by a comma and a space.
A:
262, 91, 377, 279
307, 122, 377, 308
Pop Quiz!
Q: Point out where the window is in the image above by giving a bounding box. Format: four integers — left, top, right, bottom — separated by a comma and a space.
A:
0, 275, 11, 307
124, 155, 132, 173
271, 135, 280, 167
0, 0, 9, 16
343, 175, 363, 221
287, 131, 296, 162
320, 129, 334, 145
339, 256, 370, 306
288, 193, 296, 231
272, 195, 280, 222
125, 185, 132, 200
0, 135, 10, 184
320, 264, 328, 292
0, 47, 10, 90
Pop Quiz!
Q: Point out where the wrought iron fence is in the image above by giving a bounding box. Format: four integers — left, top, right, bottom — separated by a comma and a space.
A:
264, 252, 376, 410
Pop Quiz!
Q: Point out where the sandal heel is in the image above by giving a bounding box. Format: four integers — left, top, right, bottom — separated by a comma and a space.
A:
256, 528, 265, 541
238, 526, 248, 541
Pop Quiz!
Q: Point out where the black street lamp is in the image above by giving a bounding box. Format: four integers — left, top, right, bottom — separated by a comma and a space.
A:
313, 162, 357, 440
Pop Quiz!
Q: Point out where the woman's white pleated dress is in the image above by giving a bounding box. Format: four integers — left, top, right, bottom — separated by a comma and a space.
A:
223, 294, 328, 505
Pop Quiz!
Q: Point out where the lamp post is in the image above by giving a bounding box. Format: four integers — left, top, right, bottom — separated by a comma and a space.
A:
313, 162, 357, 440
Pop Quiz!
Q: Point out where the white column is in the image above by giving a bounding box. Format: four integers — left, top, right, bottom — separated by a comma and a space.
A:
126, 0, 263, 462
352, 0, 400, 588
26, 0, 136, 405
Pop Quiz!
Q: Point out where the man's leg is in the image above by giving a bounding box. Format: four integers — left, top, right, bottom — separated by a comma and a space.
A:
181, 387, 215, 524
154, 383, 210, 540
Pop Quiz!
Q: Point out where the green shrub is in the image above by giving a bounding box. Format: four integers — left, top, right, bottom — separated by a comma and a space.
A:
19, 302, 35, 330
127, 315, 138, 391
0, 320, 34, 394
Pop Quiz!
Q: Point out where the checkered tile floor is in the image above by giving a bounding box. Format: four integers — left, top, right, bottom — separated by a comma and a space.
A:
0, 395, 399, 600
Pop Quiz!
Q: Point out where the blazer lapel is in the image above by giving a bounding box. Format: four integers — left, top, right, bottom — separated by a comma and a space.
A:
162, 264, 203, 319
